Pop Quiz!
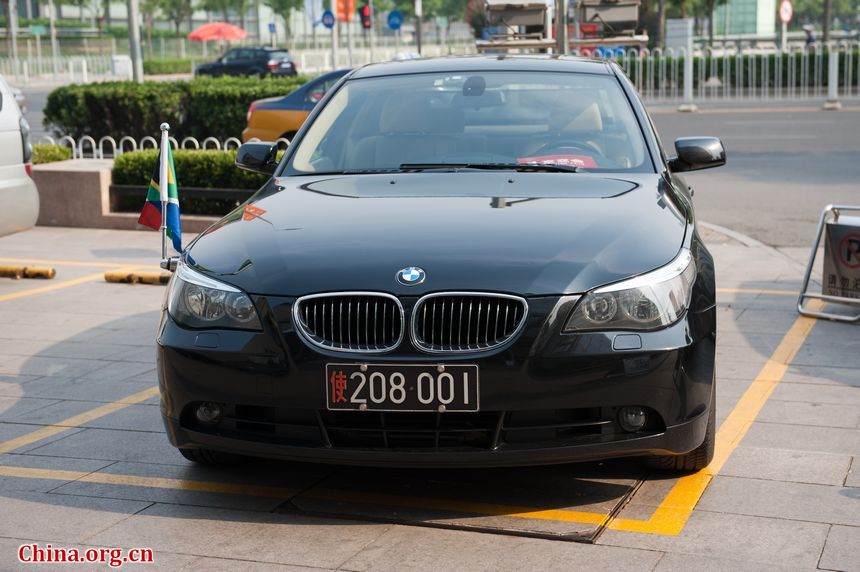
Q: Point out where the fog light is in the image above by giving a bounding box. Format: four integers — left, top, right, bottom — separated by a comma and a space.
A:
618, 406, 647, 432
195, 402, 223, 424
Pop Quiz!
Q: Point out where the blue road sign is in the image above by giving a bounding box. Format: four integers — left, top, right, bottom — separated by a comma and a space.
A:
322, 10, 336, 29
268, 22, 276, 34
387, 10, 403, 30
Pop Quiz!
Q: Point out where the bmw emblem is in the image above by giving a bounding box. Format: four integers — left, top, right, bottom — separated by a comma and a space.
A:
396, 267, 426, 286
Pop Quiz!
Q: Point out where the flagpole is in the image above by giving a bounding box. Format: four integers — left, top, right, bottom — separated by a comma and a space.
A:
159, 122, 170, 268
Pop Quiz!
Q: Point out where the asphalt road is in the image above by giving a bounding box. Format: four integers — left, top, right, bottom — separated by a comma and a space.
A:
18, 83, 860, 248
651, 105, 860, 248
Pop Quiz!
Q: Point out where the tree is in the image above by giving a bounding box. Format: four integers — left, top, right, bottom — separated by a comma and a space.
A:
263, 0, 302, 39
141, 0, 159, 55
199, 0, 231, 21
160, 0, 193, 32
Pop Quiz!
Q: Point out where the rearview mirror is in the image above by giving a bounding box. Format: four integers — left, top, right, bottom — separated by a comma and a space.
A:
668, 137, 726, 172
236, 142, 279, 175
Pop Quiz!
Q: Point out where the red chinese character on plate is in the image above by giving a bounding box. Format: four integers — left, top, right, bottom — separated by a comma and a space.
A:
330, 370, 347, 403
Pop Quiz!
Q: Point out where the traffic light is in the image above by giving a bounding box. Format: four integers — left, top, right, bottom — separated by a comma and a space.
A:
359, 4, 372, 29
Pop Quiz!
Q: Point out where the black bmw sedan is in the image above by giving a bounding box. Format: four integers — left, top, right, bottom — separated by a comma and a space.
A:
158, 55, 724, 471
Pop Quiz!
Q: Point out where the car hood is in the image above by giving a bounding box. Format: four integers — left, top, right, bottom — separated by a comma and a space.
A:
186, 172, 688, 297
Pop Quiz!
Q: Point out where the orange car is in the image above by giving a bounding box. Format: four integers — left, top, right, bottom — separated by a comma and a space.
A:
242, 69, 350, 143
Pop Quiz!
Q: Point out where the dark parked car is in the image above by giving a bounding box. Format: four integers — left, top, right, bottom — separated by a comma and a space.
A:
159, 56, 724, 472
195, 46, 297, 77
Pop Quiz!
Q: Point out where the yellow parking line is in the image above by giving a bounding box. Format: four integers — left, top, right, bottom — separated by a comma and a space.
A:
716, 287, 797, 296
0, 465, 297, 498
0, 386, 160, 454
0, 257, 157, 269
0, 271, 108, 303
0, 266, 153, 303
304, 487, 611, 525
0, 302, 823, 536
605, 299, 823, 535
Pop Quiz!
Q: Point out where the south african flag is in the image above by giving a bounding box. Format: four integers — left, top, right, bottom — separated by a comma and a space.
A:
137, 146, 181, 252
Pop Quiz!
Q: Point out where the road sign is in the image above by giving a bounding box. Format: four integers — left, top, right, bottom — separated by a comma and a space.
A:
268, 22, 276, 34
779, 0, 793, 24
28, 25, 47, 36
336, 0, 355, 23
387, 10, 403, 30
823, 221, 860, 298
322, 10, 336, 28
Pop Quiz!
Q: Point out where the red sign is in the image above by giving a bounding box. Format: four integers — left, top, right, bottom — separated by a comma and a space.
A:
242, 204, 267, 221
839, 233, 860, 269
336, 0, 355, 23
779, 0, 793, 24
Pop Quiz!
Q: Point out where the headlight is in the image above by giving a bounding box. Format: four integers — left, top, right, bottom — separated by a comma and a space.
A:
564, 249, 696, 332
167, 263, 262, 330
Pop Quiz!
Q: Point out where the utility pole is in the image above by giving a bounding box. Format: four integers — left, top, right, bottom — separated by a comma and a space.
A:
8, 0, 20, 78
49, 0, 58, 78
415, 0, 422, 54
126, 0, 144, 82
368, 0, 374, 62
554, 0, 567, 54
822, 0, 832, 43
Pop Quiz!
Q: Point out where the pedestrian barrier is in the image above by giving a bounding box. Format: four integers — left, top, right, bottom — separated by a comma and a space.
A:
6, 42, 859, 105
590, 42, 860, 103
798, 205, 860, 322
37, 135, 262, 160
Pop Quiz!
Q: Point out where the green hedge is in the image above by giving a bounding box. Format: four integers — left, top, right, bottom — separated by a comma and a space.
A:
112, 149, 268, 190
32, 144, 72, 164
44, 76, 308, 141
142, 58, 194, 75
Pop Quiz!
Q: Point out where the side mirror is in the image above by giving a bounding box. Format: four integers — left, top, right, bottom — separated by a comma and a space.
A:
236, 142, 279, 175
668, 137, 726, 172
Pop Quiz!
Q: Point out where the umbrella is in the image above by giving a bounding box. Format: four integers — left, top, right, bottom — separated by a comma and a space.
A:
188, 22, 248, 42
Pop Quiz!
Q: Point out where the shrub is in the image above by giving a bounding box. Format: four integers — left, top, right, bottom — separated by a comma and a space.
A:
32, 144, 72, 164
112, 149, 268, 190
44, 81, 184, 141
44, 76, 308, 141
143, 58, 194, 75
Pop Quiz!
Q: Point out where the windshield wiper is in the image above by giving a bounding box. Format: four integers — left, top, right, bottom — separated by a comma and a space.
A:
399, 162, 579, 173
299, 168, 408, 176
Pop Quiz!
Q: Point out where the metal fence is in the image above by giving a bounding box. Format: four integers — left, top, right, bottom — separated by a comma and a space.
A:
35, 134, 277, 159
600, 42, 860, 102
0, 54, 126, 82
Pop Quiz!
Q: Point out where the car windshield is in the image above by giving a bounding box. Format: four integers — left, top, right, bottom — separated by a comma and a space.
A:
287, 70, 652, 174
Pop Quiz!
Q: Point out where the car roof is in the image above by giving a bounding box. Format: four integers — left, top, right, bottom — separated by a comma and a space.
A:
350, 55, 613, 79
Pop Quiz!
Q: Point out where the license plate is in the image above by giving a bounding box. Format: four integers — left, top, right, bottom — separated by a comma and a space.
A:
325, 363, 479, 412
281, 62, 293, 68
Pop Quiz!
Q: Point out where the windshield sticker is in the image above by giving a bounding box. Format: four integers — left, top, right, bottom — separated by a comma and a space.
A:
517, 155, 597, 169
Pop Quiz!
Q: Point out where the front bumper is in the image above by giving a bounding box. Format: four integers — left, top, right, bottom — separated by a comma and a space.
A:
157, 290, 716, 468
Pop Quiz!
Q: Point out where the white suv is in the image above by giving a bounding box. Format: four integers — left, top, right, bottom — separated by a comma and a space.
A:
0, 74, 39, 237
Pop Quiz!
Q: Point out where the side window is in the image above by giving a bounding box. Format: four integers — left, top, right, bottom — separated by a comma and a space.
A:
305, 76, 342, 103
221, 49, 238, 63
236, 49, 255, 61
305, 81, 327, 104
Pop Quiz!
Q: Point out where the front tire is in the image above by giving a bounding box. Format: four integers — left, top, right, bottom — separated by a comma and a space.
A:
648, 377, 715, 472
179, 447, 243, 466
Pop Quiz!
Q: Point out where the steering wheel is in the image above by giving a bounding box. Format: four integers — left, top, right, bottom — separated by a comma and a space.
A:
532, 139, 604, 159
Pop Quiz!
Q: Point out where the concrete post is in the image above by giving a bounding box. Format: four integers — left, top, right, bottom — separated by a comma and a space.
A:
823, 46, 841, 110
678, 19, 697, 112
554, 0, 568, 55
126, 0, 145, 82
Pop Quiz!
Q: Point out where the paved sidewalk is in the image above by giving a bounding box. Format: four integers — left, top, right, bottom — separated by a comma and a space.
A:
0, 226, 857, 571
